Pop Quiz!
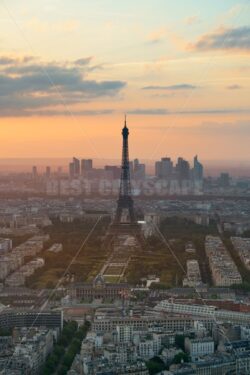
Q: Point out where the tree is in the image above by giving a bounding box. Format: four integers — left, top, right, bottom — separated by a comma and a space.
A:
150, 282, 169, 290
42, 367, 53, 375
43, 320, 90, 375
70, 338, 81, 351
45, 355, 57, 372
58, 365, 68, 375
62, 351, 75, 367
172, 352, 189, 364
58, 334, 69, 347
54, 344, 65, 357
175, 334, 185, 350
0, 328, 11, 336
146, 357, 165, 375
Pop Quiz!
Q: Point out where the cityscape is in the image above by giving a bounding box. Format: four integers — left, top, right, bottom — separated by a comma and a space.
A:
0, 1, 250, 375
0, 154, 246, 198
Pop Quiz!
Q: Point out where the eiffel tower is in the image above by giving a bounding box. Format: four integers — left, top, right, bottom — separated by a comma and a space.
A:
104, 117, 145, 247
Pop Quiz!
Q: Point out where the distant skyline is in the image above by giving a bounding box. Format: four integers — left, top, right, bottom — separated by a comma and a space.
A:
0, 1, 250, 160
1, 157, 250, 178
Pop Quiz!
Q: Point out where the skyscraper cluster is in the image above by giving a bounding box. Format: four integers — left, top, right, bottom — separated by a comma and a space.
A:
133, 159, 146, 180
155, 155, 203, 181
68, 158, 146, 180
69, 158, 93, 178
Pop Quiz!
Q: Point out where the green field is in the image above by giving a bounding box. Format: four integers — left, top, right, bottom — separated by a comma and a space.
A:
26, 216, 218, 289
126, 217, 218, 286
104, 265, 124, 275
25, 217, 110, 289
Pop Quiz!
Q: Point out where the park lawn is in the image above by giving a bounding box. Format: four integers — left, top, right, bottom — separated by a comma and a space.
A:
104, 266, 124, 275
125, 241, 199, 287
26, 249, 109, 288
25, 217, 215, 289
104, 275, 120, 283
30, 267, 65, 289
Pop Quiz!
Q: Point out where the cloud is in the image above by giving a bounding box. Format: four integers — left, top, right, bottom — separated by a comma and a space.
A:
128, 109, 169, 115
142, 84, 197, 90
180, 108, 250, 115
147, 28, 165, 44
127, 108, 250, 116
74, 58, 103, 72
226, 4, 245, 19
196, 120, 250, 135
0, 57, 18, 65
185, 15, 200, 26
183, 120, 250, 136
87, 64, 104, 72
182, 108, 250, 115
0, 56, 35, 65
0, 108, 114, 118
192, 26, 250, 52
0, 56, 126, 117
226, 84, 242, 90
0, 67, 125, 96
138, 120, 250, 137
74, 57, 93, 66
3, 104, 248, 118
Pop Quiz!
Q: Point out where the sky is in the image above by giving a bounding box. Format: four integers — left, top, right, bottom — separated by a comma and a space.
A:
0, 0, 250, 162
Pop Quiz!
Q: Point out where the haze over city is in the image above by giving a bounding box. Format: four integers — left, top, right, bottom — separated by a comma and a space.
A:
1, 2, 250, 375
0, 0, 250, 161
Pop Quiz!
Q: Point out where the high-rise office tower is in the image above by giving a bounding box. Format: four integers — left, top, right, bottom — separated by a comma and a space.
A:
133, 159, 146, 180
73, 157, 80, 176
161, 157, 173, 179
81, 159, 93, 176
176, 157, 190, 180
155, 157, 173, 179
69, 157, 80, 178
104, 165, 121, 179
69, 162, 75, 178
45, 166, 51, 178
155, 161, 162, 178
134, 158, 139, 170
193, 155, 203, 181
129, 161, 134, 178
